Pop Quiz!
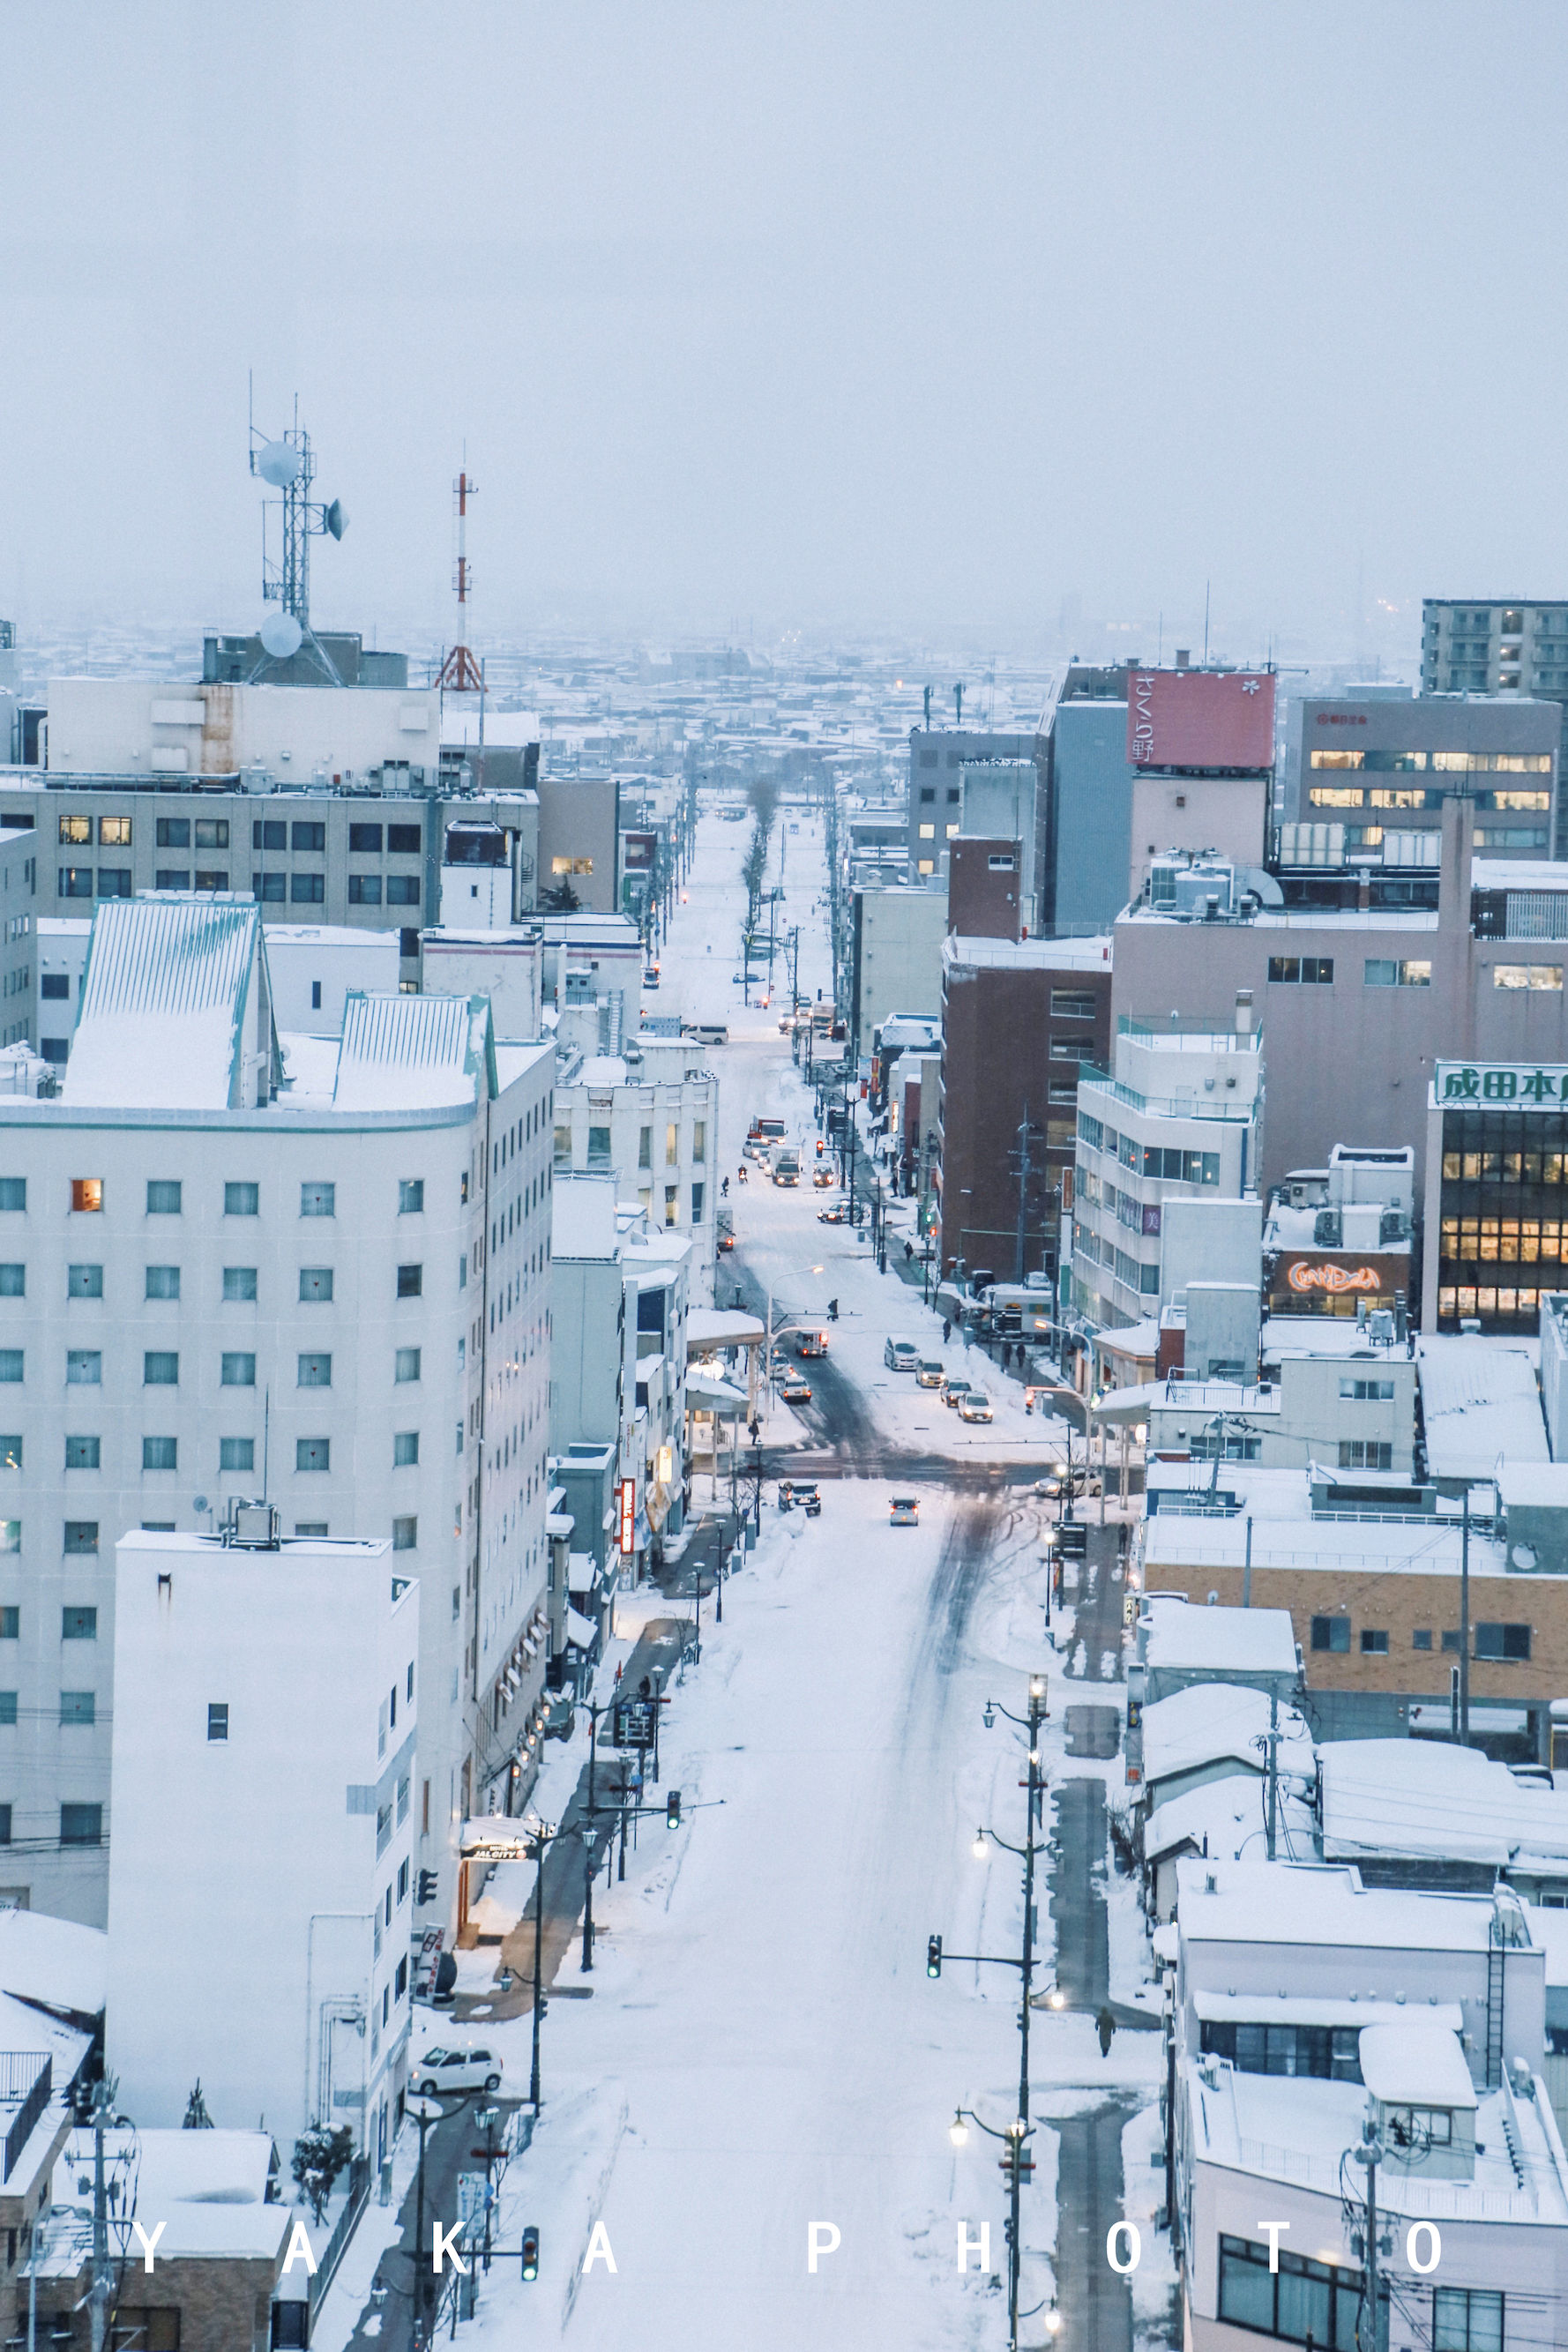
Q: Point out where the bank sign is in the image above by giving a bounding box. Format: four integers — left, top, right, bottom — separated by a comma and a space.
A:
1436, 1061, 1568, 1108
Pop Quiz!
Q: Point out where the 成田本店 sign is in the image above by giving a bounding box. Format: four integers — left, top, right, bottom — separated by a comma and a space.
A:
1435, 1062, 1568, 1108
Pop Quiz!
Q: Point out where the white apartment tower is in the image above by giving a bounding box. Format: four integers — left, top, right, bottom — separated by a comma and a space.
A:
0, 895, 554, 1936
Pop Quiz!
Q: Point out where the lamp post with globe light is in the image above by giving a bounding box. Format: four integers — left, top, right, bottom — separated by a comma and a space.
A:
947, 2107, 1037, 2351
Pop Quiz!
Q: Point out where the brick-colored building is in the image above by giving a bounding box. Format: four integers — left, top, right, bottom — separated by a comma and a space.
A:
937, 932, 1111, 1285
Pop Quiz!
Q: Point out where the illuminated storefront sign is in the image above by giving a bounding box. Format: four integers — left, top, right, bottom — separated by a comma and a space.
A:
1286, 1261, 1380, 1295
617, 1479, 636, 1555
1436, 1061, 1568, 1107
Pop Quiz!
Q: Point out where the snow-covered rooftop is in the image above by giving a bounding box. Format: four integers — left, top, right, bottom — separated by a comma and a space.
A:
1140, 1684, 1314, 1791
0, 1907, 105, 2020
942, 932, 1113, 971
551, 1173, 620, 1258
1139, 1594, 1299, 1676
331, 990, 493, 1111
62, 895, 270, 1110
1359, 2022, 1476, 2109
1144, 1770, 1317, 1868
1143, 1512, 1512, 1578
1175, 1858, 1526, 1953
1318, 1738, 1568, 1868
1418, 1335, 1549, 1476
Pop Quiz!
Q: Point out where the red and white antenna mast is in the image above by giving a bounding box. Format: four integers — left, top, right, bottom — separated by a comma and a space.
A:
437, 464, 484, 696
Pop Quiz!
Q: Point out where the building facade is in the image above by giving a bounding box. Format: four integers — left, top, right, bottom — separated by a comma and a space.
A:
1422, 600, 1568, 857
1281, 687, 1558, 855
937, 934, 1111, 1287
0, 897, 555, 1933
553, 1039, 717, 1303
1423, 1057, 1568, 1333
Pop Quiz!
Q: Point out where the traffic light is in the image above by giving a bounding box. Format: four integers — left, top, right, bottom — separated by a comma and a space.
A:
520, 2225, 540, 2281
415, 1870, 438, 1904
926, 1935, 943, 1979
667, 1789, 682, 1829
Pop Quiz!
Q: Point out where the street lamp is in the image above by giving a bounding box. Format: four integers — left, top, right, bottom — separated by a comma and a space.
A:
948, 2109, 968, 2148
972, 1828, 989, 1860
474, 2103, 500, 2272
945, 2105, 1036, 2352
405, 2094, 445, 2333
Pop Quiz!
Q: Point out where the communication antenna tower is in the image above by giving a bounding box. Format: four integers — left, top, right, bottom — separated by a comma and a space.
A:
436, 464, 485, 708
246, 375, 349, 685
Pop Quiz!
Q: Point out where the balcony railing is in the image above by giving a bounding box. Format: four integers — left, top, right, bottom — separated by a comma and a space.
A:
0, 2054, 50, 2182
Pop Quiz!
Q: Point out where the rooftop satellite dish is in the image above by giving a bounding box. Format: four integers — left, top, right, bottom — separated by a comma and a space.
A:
259, 609, 303, 661
256, 439, 301, 489
324, 499, 347, 541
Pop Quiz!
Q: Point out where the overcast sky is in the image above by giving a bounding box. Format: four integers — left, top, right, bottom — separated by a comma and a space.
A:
3, 3, 1564, 661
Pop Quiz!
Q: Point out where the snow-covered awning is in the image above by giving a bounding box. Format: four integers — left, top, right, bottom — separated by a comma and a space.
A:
565, 1605, 596, 1647
686, 1370, 749, 1410
566, 1553, 598, 1594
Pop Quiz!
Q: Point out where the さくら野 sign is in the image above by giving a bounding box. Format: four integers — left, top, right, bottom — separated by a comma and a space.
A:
1287, 1261, 1381, 1295
618, 1480, 636, 1555
1435, 1062, 1568, 1108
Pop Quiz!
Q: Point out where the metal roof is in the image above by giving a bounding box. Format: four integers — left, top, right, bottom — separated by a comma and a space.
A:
332, 991, 496, 1109
62, 896, 265, 1109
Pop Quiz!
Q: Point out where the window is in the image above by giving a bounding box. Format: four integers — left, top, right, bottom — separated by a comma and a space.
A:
917, 822, 936, 840
666, 1121, 678, 1167
1340, 1377, 1394, 1400
349, 823, 384, 853
207, 1704, 228, 1743
58, 816, 91, 845
692, 1181, 706, 1223
1433, 2287, 1505, 2351
300, 1182, 335, 1217
225, 1182, 259, 1216
0, 1699, 14, 1729
1201, 2019, 1361, 2081
1475, 1622, 1531, 1661
0, 1443, 18, 1474
1360, 1627, 1389, 1654
297, 1354, 332, 1388
1266, 956, 1334, 983
348, 874, 383, 904
1364, 958, 1431, 987
400, 929, 419, 959
556, 1124, 573, 1169
220, 1353, 256, 1386
146, 1181, 181, 1215
157, 818, 190, 848
988, 852, 1014, 870
1217, 2234, 1370, 2348
63, 1523, 98, 1555
394, 1432, 419, 1467
397, 1857, 409, 1902
71, 1179, 102, 1213
67, 1264, 101, 1300
0, 1611, 15, 1639
386, 875, 420, 906
665, 1185, 678, 1227
142, 1436, 177, 1472
296, 1438, 331, 1473
145, 1266, 180, 1301
65, 1350, 97, 1385
917, 859, 934, 875
62, 1606, 96, 1640
691, 1121, 706, 1164
396, 1347, 421, 1383
387, 824, 422, 855
397, 1264, 422, 1298
0, 1267, 20, 1302
393, 1515, 418, 1550
194, 870, 228, 894
157, 870, 191, 891
194, 818, 228, 849
0, 1183, 19, 1222
97, 868, 131, 899
1494, 964, 1564, 990
59, 868, 93, 899
143, 1352, 178, 1385
295, 1522, 328, 1539
1339, 1440, 1393, 1470
60, 1803, 101, 1846
299, 1267, 333, 1303
399, 1179, 424, 1214
1310, 1614, 1351, 1653
98, 816, 132, 847
253, 872, 286, 902
291, 822, 325, 853
1413, 1628, 1433, 1651
63, 1437, 100, 1470
291, 873, 325, 904
253, 818, 286, 851
1049, 990, 1097, 1019
40, 974, 67, 1000
222, 1266, 257, 1302
220, 1437, 254, 1472
587, 1124, 611, 1169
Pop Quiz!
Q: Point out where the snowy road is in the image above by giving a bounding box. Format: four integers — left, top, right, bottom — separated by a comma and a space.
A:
319, 802, 1169, 2351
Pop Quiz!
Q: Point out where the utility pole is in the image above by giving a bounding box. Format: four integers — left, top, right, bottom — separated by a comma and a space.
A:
87, 2079, 112, 2352
1351, 2121, 1385, 2352
1012, 1102, 1034, 1285
1460, 1487, 1471, 1746
1265, 1690, 1279, 1860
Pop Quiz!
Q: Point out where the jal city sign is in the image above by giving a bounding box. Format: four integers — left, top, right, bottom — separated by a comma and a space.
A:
1436, 1062, 1568, 1108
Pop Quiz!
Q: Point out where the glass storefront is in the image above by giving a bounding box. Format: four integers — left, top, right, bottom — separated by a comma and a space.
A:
1436, 1105, 1568, 1332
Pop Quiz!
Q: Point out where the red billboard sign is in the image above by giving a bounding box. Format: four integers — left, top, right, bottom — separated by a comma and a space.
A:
1126, 668, 1275, 772
622, 832, 657, 871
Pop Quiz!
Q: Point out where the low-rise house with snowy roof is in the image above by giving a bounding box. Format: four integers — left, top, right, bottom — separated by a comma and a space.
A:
0, 894, 556, 1941
1418, 1333, 1549, 1488
1316, 1737, 1568, 1900
1131, 1681, 1315, 1815
1131, 1593, 1302, 1707
1142, 1772, 1318, 1923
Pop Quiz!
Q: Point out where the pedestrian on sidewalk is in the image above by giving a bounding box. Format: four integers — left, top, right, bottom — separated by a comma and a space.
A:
1096, 2005, 1116, 2057
942, 1318, 952, 1345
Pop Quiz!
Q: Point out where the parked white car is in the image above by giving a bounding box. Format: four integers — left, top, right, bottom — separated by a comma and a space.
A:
411, 2045, 504, 2097
884, 1338, 920, 1371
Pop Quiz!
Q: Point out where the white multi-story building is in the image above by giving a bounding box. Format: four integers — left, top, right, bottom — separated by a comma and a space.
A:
107, 1527, 415, 2162
1072, 1003, 1263, 1332
0, 894, 554, 1936
554, 1036, 717, 1303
